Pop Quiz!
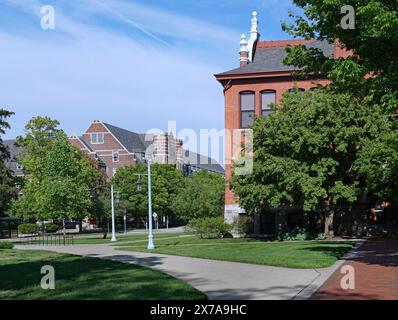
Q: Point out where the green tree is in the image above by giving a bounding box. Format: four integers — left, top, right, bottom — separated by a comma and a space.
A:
356, 131, 398, 203
34, 133, 101, 234
9, 117, 61, 221
112, 164, 184, 221
172, 170, 225, 221
282, 0, 398, 113
230, 89, 390, 236
0, 108, 18, 216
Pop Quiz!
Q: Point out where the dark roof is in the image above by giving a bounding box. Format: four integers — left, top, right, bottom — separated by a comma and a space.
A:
103, 123, 149, 153
3, 139, 23, 176
78, 136, 94, 152
218, 39, 333, 76
99, 122, 224, 173
183, 150, 225, 175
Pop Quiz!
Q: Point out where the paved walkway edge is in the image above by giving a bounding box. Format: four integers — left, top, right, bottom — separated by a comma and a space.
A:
294, 240, 366, 300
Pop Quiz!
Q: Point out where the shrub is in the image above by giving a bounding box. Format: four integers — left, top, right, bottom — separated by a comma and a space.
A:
0, 242, 14, 249
18, 223, 39, 235
232, 216, 250, 236
315, 232, 326, 240
45, 223, 59, 234
277, 231, 327, 241
277, 231, 311, 241
187, 216, 232, 239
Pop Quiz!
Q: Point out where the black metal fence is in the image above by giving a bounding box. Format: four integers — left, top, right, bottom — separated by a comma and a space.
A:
16, 234, 74, 246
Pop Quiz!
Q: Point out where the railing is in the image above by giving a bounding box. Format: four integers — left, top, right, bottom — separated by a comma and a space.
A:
17, 234, 74, 246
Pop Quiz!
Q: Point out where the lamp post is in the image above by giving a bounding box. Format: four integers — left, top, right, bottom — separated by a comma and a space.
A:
110, 184, 117, 242
146, 158, 155, 250
135, 157, 155, 250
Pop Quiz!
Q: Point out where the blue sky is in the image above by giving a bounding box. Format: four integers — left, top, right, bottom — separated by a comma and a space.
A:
0, 0, 301, 161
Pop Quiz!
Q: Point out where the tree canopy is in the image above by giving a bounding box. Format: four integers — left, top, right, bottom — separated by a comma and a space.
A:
0, 108, 18, 216
282, 0, 398, 113
230, 88, 392, 235
172, 169, 225, 221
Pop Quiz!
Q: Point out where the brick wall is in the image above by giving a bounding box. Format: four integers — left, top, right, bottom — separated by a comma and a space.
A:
224, 77, 331, 205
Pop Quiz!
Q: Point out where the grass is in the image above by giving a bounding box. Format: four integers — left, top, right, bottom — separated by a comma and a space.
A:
14, 232, 192, 245
0, 249, 206, 300
117, 237, 355, 269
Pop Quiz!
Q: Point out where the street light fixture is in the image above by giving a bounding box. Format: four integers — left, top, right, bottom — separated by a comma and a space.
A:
110, 184, 117, 242
134, 158, 155, 250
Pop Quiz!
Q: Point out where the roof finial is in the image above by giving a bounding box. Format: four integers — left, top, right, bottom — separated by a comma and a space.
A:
239, 33, 249, 66
251, 11, 258, 35
239, 33, 248, 53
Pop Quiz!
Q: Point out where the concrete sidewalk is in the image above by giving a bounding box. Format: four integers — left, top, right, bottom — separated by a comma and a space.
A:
16, 243, 343, 300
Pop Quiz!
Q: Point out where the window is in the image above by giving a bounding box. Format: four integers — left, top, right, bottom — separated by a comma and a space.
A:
289, 88, 305, 96
90, 133, 104, 144
240, 92, 255, 128
112, 150, 119, 163
261, 90, 276, 116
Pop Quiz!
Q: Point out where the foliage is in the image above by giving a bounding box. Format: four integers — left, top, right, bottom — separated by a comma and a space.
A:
0, 242, 14, 250
277, 232, 311, 241
282, 0, 398, 113
112, 164, 184, 217
230, 89, 391, 236
356, 131, 398, 203
232, 216, 251, 236
18, 223, 39, 235
276, 231, 326, 241
172, 170, 225, 221
9, 117, 103, 227
0, 108, 18, 216
34, 133, 99, 223
187, 216, 232, 239
8, 117, 61, 221
44, 223, 59, 233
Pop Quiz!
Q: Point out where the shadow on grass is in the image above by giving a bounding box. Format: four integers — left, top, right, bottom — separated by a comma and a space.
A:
297, 241, 355, 260
0, 251, 206, 300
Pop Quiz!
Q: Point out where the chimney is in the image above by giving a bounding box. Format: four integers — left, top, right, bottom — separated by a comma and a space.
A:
239, 33, 249, 67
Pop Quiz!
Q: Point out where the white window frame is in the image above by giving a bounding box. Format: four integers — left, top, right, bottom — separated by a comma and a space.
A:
112, 150, 119, 163
90, 133, 104, 144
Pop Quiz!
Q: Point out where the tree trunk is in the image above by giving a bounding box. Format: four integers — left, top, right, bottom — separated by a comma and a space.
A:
324, 208, 335, 238
62, 219, 66, 237
78, 220, 83, 233
102, 218, 108, 239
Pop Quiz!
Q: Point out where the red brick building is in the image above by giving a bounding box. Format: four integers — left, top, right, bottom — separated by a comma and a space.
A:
215, 12, 348, 225
69, 119, 224, 179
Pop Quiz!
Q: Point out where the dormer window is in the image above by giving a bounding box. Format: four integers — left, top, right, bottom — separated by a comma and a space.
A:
91, 133, 104, 144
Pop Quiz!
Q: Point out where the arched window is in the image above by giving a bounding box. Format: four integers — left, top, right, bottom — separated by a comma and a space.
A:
240, 92, 255, 128
261, 90, 276, 116
289, 88, 305, 96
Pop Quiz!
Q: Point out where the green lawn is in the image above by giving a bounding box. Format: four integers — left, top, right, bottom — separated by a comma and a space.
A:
14, 232, 192, 245
117, 237, 355, 269
0, 249, 206, 300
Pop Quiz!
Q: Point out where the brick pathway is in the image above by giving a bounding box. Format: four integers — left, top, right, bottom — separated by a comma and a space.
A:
312, 240, 398, 300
